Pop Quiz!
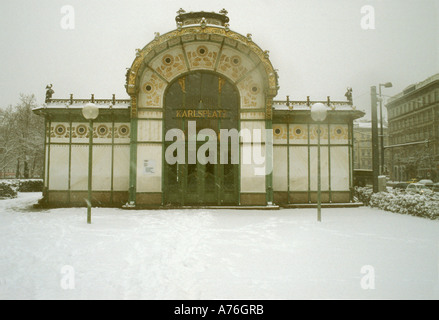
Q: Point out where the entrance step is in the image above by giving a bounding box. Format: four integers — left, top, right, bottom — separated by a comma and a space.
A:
280, 202, 364, 209
126, 205, 280, 210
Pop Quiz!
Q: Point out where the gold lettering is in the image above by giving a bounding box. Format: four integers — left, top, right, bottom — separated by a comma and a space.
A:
175, 108, 228, 118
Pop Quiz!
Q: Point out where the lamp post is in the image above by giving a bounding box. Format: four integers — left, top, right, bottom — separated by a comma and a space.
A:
371, 86, 379, 192
311, 103, 328, 222
379, 82, 392, 175
82, 103, 99, 224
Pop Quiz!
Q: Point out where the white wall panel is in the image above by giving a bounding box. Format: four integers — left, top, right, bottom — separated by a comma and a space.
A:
48, 145, 69, 190
70, 145, 88, 191
273, 146, 287, 191
331, 146, 350, 191
289, 147, 308, 191
309, 146, 329, 191
240, 144, 265, 192
92, 145, 112, 191
113, 145, 130, 191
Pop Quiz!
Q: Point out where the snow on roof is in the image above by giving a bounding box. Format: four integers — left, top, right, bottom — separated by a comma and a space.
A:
273, 100, 356, 111
354, 121, 387, 129
33, 100, 131, 111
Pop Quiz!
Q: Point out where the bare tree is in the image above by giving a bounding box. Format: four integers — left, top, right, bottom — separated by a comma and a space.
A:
0, 94, 44, 179
0, 106, 19, 178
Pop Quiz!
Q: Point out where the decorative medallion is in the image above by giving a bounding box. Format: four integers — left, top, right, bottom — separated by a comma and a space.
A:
118, 125, 130, 137
97, 125, 108, 137
144, 83, 154, 93
290, 125, 308, 140
197, 45, 208, 56
155, 52, 187, 81
162, 54, 174, 66
331, 125, 348, 140
250, 84, 260, 95
310, 126, 328, 140
231, 55, 241, 66
273, 125, 287, 140
55, 124, 66, 136
77, 124, 88, 136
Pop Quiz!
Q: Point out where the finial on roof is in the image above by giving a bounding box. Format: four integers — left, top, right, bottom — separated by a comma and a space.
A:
175, 9, 230, 28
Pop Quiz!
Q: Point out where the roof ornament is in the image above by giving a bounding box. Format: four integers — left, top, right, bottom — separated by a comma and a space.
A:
345, 87, 353, 105
45, 84, 54, 103
246, 33, 252, 42
154, 32, 160, 41
177, 8, 186, 15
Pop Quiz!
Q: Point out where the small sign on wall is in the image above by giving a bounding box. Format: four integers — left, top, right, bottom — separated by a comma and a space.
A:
144, 160, 155, 175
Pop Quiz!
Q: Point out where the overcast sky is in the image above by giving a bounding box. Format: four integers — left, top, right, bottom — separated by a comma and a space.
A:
0, 0, 438, 118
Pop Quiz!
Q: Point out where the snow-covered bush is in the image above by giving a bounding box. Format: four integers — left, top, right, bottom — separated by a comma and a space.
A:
0, 180, 18, 199
354, 187, 373, 206
18, 179, 43, 192
0, 179, 43, 199
355, 186, 439, 220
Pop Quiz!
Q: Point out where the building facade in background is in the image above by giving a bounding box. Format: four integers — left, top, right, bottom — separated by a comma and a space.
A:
386, 73, 439, 182
353, 120, 388, 171
33, 10, 363, 208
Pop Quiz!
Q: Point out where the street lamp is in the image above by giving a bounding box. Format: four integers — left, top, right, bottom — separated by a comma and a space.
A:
82, 103, 99, 224
311, 103, 328, 222
379, 82, 392, 175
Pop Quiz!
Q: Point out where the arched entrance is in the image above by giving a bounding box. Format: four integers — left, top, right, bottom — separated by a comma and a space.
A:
163, 71, 240, 205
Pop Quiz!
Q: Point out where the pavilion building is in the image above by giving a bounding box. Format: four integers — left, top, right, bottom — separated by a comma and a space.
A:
33, 10, 364, 208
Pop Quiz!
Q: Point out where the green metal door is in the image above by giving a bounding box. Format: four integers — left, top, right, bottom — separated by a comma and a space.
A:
163, 72, 240, 206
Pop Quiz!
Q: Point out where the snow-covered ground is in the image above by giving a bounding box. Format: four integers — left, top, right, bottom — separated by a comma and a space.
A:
1, 193, 438, 300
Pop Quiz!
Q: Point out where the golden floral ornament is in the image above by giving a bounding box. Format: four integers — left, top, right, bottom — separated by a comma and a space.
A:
186, 44, 218, 69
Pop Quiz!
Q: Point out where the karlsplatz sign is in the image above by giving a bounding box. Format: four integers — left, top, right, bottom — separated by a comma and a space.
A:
165, 121, 273, 175
175, 109, 227, 119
